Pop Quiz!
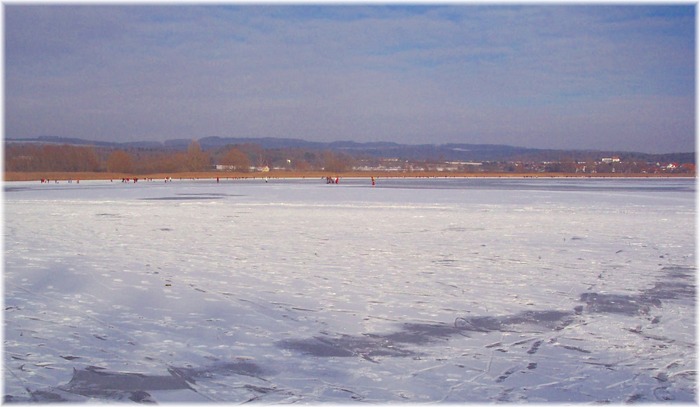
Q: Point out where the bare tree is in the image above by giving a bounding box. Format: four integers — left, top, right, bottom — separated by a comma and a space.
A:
220, 147, 251, 172
106, 150, 134, 173
322, 151, 352, 173
186, 140, 210, 171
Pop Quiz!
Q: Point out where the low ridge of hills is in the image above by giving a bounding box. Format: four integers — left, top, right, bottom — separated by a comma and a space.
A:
6, 135, 695, 164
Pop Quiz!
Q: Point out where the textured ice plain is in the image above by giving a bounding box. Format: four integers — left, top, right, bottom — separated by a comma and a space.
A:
3, 177, 696, 403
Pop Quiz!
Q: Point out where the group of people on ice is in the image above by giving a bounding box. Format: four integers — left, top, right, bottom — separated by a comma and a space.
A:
325, 176, 376, 186
37, 175, 377, 186
117, 177, 167, 183
40, 178, 82, 184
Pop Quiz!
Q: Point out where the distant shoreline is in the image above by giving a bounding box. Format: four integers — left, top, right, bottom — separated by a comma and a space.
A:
3, 171, 695, 182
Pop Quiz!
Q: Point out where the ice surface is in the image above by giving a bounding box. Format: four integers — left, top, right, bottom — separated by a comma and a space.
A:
3, 177, 696, 402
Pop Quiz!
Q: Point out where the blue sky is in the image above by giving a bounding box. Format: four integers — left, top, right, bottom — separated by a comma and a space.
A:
4, 5, 696, 153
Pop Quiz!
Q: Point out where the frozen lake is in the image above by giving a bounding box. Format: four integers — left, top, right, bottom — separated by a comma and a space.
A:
3, 177, 696, 402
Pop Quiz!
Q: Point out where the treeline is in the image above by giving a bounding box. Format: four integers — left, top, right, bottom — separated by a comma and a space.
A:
4, 141, 355, 174
5, 144, 101, 172
6, 140, 694, 175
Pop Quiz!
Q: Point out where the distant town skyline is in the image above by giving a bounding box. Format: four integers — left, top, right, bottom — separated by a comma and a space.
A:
4, 5, 696, 154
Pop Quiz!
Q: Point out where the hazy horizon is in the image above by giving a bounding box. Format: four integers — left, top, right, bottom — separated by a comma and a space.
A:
7, 134, 697, 156
4, 5, 696, 154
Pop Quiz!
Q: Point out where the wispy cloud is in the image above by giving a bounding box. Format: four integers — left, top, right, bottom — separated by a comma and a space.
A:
4, 5, 695, 153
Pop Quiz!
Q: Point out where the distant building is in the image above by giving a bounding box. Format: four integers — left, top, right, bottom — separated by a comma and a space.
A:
215, 164, 236, 171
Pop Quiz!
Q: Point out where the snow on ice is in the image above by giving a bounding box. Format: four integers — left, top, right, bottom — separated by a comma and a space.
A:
3, 177, 696, 402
